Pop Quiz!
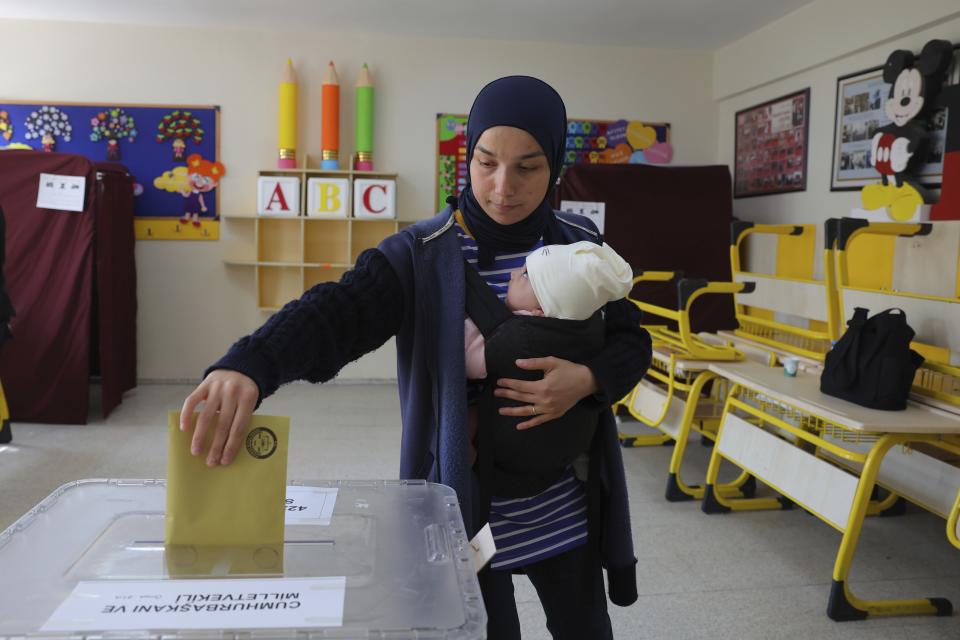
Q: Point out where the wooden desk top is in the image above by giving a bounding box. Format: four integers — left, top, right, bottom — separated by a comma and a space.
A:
700, 332, 779, 366
651, 346, 710, 372
713, 330, 823, 368
708, 360, 960, 434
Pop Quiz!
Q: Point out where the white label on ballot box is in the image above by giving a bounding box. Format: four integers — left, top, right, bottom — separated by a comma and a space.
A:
41, 577, 346, 632
37, 173, 86, 212
285, 486, 337, 525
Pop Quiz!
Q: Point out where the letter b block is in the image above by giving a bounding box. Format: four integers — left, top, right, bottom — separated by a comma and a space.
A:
307, 178, 350, 218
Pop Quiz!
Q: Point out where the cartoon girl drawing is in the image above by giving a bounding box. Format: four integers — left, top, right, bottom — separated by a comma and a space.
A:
172, 138, 186, 161
180, 153, 225, 227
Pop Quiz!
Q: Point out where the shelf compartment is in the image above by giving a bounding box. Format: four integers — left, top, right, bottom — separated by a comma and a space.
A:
350, 220, 396, 263
258, 217, 303, 263
304, 266, 349, 290
257, 265, 302, 310
304, 219, 349, 265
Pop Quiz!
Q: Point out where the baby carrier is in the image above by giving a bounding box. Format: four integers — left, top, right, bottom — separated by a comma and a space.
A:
464, 261, 605, 499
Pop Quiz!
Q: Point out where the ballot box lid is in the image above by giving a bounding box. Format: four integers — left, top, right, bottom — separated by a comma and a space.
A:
0, 479, 485, 639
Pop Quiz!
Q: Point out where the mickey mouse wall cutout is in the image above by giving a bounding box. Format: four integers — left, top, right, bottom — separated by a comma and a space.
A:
861, 39, 953, 221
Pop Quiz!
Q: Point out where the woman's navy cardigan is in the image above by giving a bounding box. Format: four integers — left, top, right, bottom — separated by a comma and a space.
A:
211, 207, 651, 606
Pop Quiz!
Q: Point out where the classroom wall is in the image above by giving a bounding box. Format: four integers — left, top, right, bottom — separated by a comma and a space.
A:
714, 1, 960, 101
715, 1, 960, 271
1, 19, 716, 382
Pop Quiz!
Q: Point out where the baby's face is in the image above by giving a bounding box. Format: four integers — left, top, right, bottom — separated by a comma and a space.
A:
505, 266, 543, 314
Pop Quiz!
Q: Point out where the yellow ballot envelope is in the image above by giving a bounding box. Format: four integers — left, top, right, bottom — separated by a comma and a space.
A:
165, 411, 289, 577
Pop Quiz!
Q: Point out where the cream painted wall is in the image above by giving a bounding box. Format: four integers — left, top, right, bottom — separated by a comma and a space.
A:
714, 0, 960, 100
716, 10, 960, 277
1, 19, 715, 381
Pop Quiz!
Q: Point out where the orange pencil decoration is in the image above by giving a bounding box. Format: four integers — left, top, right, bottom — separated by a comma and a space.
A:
321, 61, 341, 170
277, 58, 298, 168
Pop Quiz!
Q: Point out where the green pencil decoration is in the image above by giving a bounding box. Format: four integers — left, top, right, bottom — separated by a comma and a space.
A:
354, 64, 374, 171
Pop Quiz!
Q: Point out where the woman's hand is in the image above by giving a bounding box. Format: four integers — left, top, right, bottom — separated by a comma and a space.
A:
494, 357, 598, 430
180, 370, 259, 467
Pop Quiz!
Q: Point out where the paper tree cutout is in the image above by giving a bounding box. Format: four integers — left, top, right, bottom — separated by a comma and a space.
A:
0, 111, 11, 142
23, 106, 73, 152
156, 110, 205, 161
90, 108, 138, 161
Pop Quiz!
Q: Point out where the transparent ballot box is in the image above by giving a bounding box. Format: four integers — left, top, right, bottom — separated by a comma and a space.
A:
0, 479, 485, 639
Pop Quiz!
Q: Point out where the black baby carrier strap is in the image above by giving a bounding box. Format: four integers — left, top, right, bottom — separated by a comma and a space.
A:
464, 260, 512, 338
820, 307, 925, 410
464, 262, 512, 523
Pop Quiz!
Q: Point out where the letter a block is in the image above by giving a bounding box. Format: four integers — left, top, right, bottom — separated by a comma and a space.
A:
307, 178, 350, 218
353, 178, 396, 219
258, 176, 300, 216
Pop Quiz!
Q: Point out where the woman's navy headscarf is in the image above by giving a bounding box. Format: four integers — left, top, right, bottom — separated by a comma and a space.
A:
452, 75, 567, 268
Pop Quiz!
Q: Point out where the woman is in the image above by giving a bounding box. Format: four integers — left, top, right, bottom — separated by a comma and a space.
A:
181, 75, 650, 639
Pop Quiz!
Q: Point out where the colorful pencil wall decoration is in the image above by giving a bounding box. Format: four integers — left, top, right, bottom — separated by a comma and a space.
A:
277, 58, 298, 169
354, 64, 374, 171
321, 61, 340, 170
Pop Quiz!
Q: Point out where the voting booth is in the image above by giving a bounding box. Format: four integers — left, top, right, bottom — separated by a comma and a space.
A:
0, 479, 486, 639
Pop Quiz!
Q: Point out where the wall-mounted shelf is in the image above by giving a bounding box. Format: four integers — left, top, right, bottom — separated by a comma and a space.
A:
222, 165, 406, 311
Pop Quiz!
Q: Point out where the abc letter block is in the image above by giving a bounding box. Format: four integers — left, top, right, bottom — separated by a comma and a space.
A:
257, 176, 300, 216
307, 178, 350, 218
353, 178, 396, 219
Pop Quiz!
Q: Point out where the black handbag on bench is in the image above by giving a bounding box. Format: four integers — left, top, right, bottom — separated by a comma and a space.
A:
819, 307, 924, 410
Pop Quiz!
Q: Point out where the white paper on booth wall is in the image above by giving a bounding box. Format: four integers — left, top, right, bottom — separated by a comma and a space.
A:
41, 577, 346, 632
37, 173, 85, 212
559, 200, 604, 234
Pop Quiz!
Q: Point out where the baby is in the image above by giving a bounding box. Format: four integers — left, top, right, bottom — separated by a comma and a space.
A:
466, 241, 633, 377
465, 241, 633, 498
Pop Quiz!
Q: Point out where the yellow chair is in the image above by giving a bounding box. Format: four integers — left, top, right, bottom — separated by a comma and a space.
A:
0, 379, 10, 444
619, 271, 759, 501
617, 222, 834, 503
949, 485, 960, 550
710, 222, 841, 366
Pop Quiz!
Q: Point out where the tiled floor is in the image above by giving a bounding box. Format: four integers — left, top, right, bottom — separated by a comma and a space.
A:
1, 382, 958, 639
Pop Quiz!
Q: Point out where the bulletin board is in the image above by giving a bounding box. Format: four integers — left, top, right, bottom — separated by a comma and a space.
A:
436, 113, 672, 211
733, 88, 810, 198
0, 100, 221, 240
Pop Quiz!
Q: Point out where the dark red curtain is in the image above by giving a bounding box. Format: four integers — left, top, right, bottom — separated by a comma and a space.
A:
0, 151, 136, 423
553, 164, 736, 333
94, 163, 137, 418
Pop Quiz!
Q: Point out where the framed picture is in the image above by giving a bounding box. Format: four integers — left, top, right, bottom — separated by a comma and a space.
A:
734, 88, 810, 198
830, 46, 960, 191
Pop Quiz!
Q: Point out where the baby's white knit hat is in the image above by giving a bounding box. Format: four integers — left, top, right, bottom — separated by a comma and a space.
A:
525, 241, 633, 320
